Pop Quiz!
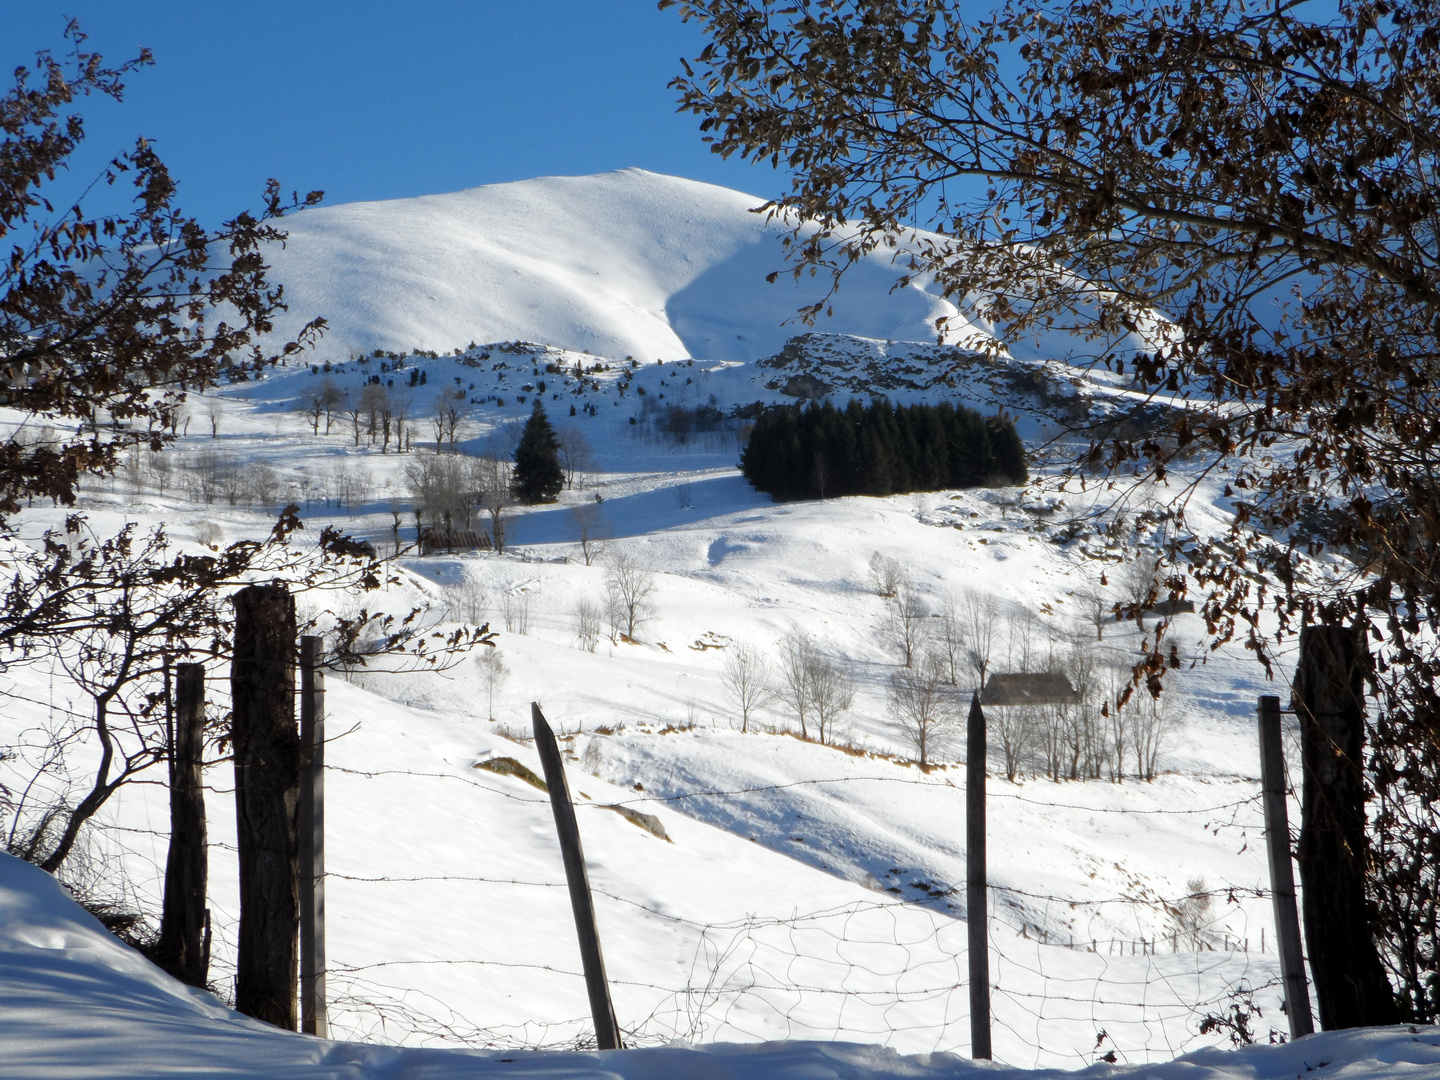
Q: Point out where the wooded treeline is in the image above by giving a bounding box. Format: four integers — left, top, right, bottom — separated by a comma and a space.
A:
740, 399, 1026, 501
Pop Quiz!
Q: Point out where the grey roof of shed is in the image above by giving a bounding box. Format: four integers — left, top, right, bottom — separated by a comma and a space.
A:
981, 671, 1082, 706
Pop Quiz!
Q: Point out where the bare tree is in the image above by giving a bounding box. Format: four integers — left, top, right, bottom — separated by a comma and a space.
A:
407, 455, 472, 539
320, 377, 344, 435
473, 455, 513, 554
1170, 878, 1214, 951
187, 449, 223, 505
431, 398, 447, 454
443, 393, 465, 453
604, 549, 656, 641
887, 651, 956, 767
192, 520, 224, 548
476, 648, 509, 722
569, 503, 607, 566
1105, 665, 1131, 783
391, 388, 413, 453
217, 456, 245, 507
721, 641, 774, 734
1118, 551, 1160, 630
359, 384, 397, 452
1059, 643, 1104, 780
433, 394, 463, 454
868, 551, 904, 598
807, 646, 855, 746
557, 425, 594, 489
249, 464, 280, 511
1032, 701, 1065, 782
573, 598, 602, 652
386, 503, 405, 556
206, 400, 222, 439
500, 590, 531, 635
884, 579, 930, 668
933, 593, 966, 684
958, 589, 999, 690
448, 580, 488, 625
1003, 607, 1040, 674
1131, 691, 1176, 782
774, 630, 814, 739
343, 390, 364, 447
990, 703, 1031, 782
302, 388, 325, 434
1076, 589, 1109, 642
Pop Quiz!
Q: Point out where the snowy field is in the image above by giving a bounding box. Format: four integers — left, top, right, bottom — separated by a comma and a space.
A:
0, 170, 1412, 1077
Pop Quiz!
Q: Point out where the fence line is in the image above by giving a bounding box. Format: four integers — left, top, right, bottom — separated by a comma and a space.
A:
15, 744, 1289, 1066
285, 755, 1290, 1065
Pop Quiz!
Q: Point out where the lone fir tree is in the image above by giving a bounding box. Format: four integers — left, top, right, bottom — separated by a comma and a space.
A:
511, 399, 564, 504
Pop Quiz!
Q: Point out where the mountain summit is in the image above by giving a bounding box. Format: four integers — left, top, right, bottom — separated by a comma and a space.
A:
262, 169, 979, 365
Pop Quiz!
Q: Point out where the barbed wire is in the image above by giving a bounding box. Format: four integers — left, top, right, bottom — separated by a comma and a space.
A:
325, 759, 1268, 822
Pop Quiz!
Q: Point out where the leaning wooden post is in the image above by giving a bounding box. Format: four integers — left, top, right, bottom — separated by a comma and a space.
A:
298, 636, 328, 1038
1257, 695, 1314, 1039
531, 702, 622, 1051
231, 585, 300, 1030
966, 692, 992, 1060
156, 662, 209, 987
1292, 627, 1398, 1029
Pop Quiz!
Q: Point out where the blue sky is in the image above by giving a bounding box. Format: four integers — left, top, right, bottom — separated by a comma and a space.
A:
4, 3, 783, 226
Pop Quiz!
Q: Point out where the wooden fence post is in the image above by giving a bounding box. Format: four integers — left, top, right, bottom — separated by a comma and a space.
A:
1292, 626, 1399, 1029
299, 636, 327, 1038
1257, 695, 1314, 1039
531, 702, 622, 1051
156, 662, 209, 987
231, 585, 299, 1030
966, 692, 992, 1060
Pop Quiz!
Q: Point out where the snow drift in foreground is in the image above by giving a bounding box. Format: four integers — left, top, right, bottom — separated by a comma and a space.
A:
2, 854, 1435, 1079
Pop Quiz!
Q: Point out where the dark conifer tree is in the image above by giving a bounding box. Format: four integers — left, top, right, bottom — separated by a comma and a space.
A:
511, 399, 564, 504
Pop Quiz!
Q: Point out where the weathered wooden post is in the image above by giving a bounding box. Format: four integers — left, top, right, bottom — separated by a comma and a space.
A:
156, 662, 209, 987
531, 702, 622, 1050
1292, 626, 1398, 1029
966, 692, 992, 1060
231, 585, 299, 1030
1257, 695, 1314, 1038
299, 636, 327, 1038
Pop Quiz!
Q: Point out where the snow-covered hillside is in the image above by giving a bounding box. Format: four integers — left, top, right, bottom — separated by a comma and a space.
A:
258, 169, 1158, 369
0, 171, 1396, 1077
3, 338, 1310, 1066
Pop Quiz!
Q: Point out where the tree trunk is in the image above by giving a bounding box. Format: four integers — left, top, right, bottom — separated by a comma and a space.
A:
231, 585, 299, 1030
156, 663, 209, 987
1293, 624, 1399, 1029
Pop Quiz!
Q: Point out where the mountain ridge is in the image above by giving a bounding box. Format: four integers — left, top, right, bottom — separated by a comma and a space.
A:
259, 169, 1154, 371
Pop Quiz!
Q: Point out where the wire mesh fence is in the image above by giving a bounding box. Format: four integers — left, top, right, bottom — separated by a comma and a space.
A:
274, 757, 1294, 1069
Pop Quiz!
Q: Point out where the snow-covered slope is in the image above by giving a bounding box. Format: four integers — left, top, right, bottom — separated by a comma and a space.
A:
0, 337, 1315, 1067
4, 853, 1437, 1079
260, 169, 1154, 368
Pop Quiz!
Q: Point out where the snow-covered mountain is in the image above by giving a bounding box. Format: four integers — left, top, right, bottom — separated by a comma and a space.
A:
260, 169, 1154, 369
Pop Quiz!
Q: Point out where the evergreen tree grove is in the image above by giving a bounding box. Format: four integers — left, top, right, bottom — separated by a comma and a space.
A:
740, 398, 1026, 502
511, 399, 564, 504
